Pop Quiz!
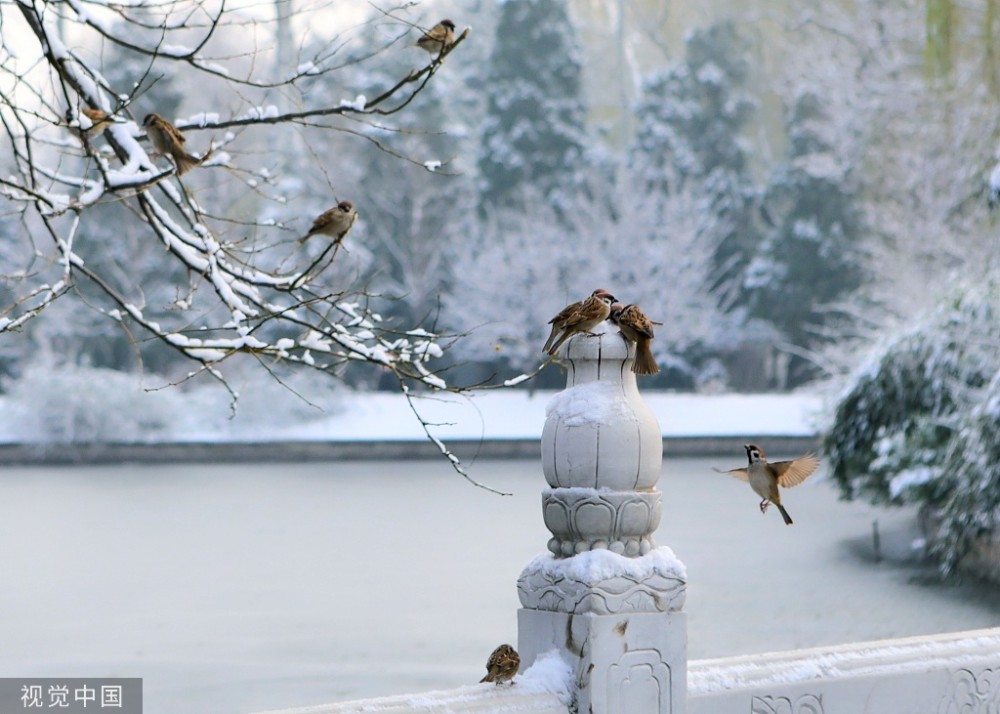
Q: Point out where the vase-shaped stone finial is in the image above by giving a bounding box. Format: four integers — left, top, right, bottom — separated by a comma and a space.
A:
539, 321, 664, 557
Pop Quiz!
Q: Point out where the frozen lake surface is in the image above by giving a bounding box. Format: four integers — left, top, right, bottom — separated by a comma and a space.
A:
1, 458, 997, 714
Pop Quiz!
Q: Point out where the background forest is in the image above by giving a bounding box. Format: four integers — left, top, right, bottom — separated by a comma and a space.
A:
4, 0, 997, 396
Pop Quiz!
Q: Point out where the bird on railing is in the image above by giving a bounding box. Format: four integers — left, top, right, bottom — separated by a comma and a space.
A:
480, 644, 520, 685
714, 444, 819, 525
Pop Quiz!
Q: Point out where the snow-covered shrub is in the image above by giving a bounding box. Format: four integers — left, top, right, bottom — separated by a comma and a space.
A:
824, 284, 1000, 574
932, 372, 1000, 574
1, 365, 186, 443
0, 364, 346, 443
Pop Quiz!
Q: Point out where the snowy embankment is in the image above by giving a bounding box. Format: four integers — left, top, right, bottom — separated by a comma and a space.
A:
226, 390, 824, 443
0, 386, 824, 464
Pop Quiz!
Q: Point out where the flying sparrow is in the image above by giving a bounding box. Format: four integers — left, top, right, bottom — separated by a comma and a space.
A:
299, 200, 358, 244
610, 303, 660, 376
714, 444, 820, 525
480, 644, 519, 685
416, 19, 456, 55
546, 289, 616, 356
142, 112, 205, 175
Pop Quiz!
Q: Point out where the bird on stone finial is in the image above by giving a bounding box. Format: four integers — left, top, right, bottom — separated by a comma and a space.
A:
480, 643, 519, 685
544, 289, 616, 356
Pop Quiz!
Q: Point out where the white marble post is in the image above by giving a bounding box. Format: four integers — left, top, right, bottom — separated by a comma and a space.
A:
518, 321, 687, 714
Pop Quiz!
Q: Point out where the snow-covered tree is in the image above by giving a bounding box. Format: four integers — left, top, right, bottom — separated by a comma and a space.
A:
477, 0, 586, 215
630, 21, 758, 298
0, 0, 500, 483
446, 167, 740, 389
825, 282, 1000, 575
746, 92, 867, 386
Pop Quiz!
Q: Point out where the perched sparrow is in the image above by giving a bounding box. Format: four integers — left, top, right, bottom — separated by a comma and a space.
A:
416, 19, 456, 55
480, 644, 519, 685
546, 289, 616, 356
142, 112, 204, 175
714, 444, 820, 525
78, 107, 117, 139
299, 200, 358, 244
543, 294, 587, 354
610, 303, 660, 376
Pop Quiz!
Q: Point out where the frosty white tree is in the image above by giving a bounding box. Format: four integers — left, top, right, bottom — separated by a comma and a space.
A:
0, 0, 505, 486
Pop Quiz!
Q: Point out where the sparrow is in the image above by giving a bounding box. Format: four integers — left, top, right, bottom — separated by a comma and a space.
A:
610, 303, 660, 376
416, 19, 456, 55
714, 444, 820, 525
299, 200, 358, 244
77, 107, 119, 139
142, 112, 204, 175
545, 289, 616, 356
480, 644, 519, 685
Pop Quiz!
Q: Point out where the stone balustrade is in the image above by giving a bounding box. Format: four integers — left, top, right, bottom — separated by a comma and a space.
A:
251, 325, 1000, 714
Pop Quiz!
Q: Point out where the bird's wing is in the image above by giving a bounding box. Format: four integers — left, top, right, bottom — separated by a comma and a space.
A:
548, 302, 580, 326
310, 208, 335, 232
712, 466, 749, 482
772, 453, 820, 488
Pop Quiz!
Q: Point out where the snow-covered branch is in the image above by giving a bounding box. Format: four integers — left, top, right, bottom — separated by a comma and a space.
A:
0, 0, 473, 434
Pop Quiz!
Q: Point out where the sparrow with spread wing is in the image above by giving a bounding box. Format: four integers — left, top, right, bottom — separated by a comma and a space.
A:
416, 19, 456, 55
714, 444, 819, 525
299, 200, 358, 245
480, 644, 519, 685
610, 303, 660, 376
545, 289, 616, 356
142, 113, 206, 175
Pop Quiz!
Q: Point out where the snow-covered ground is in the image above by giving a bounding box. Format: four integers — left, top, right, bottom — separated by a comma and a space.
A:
276, 391, 823, 441
0, 389, 824, 443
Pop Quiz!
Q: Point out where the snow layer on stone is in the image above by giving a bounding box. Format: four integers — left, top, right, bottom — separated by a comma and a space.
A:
516, 649, 573, 702
545, 381, 631, 427
522, 546, 687, 584
689, 628, 1000, 695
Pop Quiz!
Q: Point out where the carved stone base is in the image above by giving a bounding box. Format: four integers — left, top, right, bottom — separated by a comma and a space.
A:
518, 608, 687, 714
542, 487, 662, 557
518, 547, 687, 615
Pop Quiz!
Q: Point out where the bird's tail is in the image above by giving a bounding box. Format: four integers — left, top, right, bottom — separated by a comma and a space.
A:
777, 503, 793, 526
174, 151, 201, 176
479, 674, 492, 684
542, 325, 560, 354
546, 330, 570, 356
174, 145, 212, 175
631, 339, 660, 376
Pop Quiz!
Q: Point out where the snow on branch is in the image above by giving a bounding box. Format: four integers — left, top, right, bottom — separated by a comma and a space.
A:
0, 0, 496, 488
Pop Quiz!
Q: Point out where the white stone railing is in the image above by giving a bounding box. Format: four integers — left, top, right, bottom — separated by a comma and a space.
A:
252, 325, 1000, 714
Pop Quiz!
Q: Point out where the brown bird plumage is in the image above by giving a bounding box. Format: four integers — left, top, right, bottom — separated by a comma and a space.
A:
299, 200, 358, 244
546, 289, 616, 356
480, 644, 519, 685
714, 444, 820, 525
79, 107, 116, 138
143, 113, 205, 175
416, 19, 456, 55
610, 303, 660, 376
